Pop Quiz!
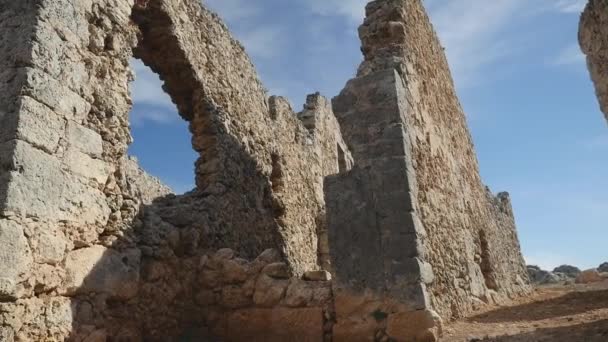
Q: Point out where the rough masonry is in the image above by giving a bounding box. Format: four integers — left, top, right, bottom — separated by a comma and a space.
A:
325, 1, 530, 340
0, 0, 529, 341
580, 0, 608, 122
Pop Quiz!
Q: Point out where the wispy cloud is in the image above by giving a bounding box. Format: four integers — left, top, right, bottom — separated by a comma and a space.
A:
236, 27, 285, 59
552, 0, 587, 14
130, 59, 177, 125
425, 0, 530, 86
305, 0, 367, 22
550, 43, 585, 67
203, 0, 260, 21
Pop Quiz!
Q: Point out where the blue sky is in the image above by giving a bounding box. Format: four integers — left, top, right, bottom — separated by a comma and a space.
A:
128, 0, 607, 271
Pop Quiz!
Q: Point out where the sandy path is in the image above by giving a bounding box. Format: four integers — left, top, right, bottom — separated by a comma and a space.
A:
441, 281, 608, 341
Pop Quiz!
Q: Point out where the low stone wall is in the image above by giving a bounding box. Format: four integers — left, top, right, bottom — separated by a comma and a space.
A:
198, 248, 334, 341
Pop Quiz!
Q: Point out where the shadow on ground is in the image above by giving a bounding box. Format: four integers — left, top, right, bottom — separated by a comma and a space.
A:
470, 289, 608, 323
479, 320, 608, 342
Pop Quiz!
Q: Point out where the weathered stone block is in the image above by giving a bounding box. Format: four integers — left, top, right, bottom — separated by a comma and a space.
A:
0, 140, 110, 224
386, 309, 442, 342
253, 274, 288, 307
66, 122, 104, 158
10, 96, 65, 153
214, 308, 324, 342
30, 227, 67, 265
0, 219, 33, 300
63, 149, 113, 185
62, 246, 141, 300
22, 68, 91, 122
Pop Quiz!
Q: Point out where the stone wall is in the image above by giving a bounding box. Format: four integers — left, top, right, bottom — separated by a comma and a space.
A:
325, 2, 530, 340
393, 0, 530, 318
580, 0, 608, 122
0, 0, 531, 340
0, 0, 349, 340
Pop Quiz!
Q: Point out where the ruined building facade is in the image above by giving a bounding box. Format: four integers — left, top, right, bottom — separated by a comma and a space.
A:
0, 0, 529, 341
580, 0, 608, 122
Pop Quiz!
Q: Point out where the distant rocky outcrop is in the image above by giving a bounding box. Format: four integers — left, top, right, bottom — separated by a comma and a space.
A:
527, 265, 574, 285
553, 265, 582, 278
528, 264, 608, 286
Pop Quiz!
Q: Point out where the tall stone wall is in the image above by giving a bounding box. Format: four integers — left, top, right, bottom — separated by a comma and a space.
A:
0, 0, 350, 340
392, 0, 530, 318
326, 1, 530, 340
580, 0, 608, 121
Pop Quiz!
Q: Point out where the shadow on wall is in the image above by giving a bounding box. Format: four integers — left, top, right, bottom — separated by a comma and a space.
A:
66, 131, 285, 340
63, 2, 290, 339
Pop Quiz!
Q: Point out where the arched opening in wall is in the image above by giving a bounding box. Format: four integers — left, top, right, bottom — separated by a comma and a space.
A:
128, 59, 197, 194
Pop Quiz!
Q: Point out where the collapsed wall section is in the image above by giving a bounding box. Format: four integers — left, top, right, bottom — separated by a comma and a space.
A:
580, 0, 608, 122
325, 2, 530, 339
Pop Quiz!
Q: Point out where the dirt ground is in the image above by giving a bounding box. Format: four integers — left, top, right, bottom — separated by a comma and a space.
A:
441, 281, 608, 341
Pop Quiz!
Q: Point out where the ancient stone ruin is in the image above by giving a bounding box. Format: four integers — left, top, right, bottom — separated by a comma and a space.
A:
0, 0, 531, 341
580, 0, 608, 123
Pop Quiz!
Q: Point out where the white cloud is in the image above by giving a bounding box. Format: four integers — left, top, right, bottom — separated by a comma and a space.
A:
203, 0, 260, 21
130, 59, 177, 125
553, 0, 587, 13
551, 43, 585, 67
306, 0, 367, 22
425, 0, 529, 86
235, 27, 285, 59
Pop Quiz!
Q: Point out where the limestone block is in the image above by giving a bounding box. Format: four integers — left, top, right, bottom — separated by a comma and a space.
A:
12, 96, 65, 153
386, 309, 442, 342
221, 259, 249, 284
22, 67, 91, 122
262, 262, 290, 279
253, 274, 288, 307
284, 279, 313, 307
214, 308, 324, 342
63, 149, 113, 185
30, 227, 67, 265
62, 245, 141, 299
303, 270, 331, 281
0, 219, 33, 299
44, 296, 74, 331
0, 140, 110, 224
221, 285, 252, 309
66, 122, 104, 158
